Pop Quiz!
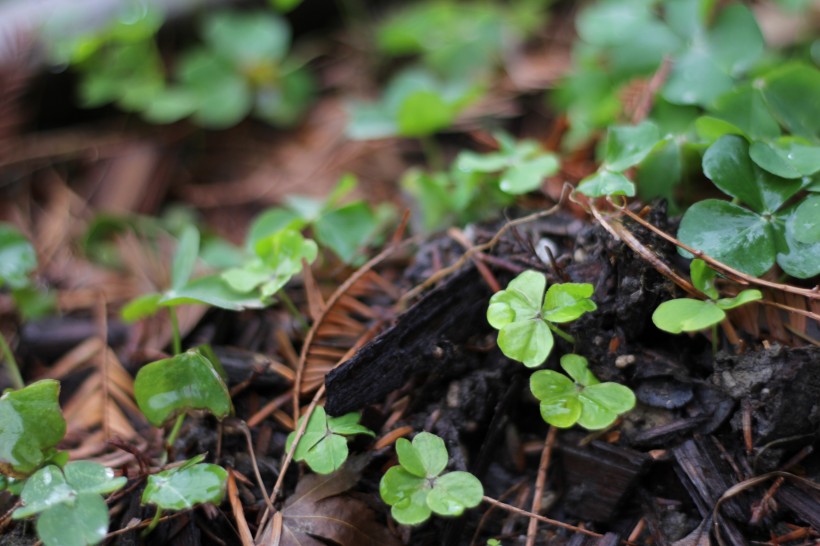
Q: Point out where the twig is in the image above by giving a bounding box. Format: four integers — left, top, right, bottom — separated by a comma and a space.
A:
481, 496, 603, 539
525, 427, 557, 546
614, 202, 820, 300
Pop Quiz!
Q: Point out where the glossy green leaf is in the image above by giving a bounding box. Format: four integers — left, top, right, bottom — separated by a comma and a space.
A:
202, 11, 290, 66
497, 319, 553, 369
395, 437, 426, 478
694, 116, 746, 142
246, 208, 303, 250
500, 154, 559, 195
677, 199, 775, 277
171, 225, 200, 290
408, 432, 448, 478
134, 350, 232, 427
530, 371, 581, 428
542, 283, 597, 323
715, 289, 763, 310
703, 135, 803, 213
14, 462, 126, 519
652, 299, 725, 333
709, 85, 780, 140
749, 139, 820, 179
707, 4, 764, 74
791, 195, 820, 244
576, 170, 636, 197
0, 224, 37, 290
0, 380, 66, 478
486, 270, 545, 330
664, 48, 733, 106
689, 259, 719, 300
426, 471, 483, 516
176, 49, 253, 129
560, 354, 599, 387
141, 88, 199, 124
456, 138, 558, 195
774, 206, 820, 279
577, 382, 637, 430
379, 466, 430, 525
142, 459, 227, 510
761, 63, 820, 140
35, 493, 109, 546
286, 407, 373, 475
604, 121, 661, 171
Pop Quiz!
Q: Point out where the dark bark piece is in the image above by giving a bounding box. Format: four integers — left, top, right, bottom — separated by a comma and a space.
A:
776, 481, 820, 529
19, 316, 128, 362
561, 440, 651, 522
325, 266, 495, 416
672, 437, 747, 546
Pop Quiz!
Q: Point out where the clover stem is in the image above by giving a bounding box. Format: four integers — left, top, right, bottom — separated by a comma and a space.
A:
548, 323, 575, 345
419, 136, 445, 171
169, 307, 182, 355
277, 290, 308, 331
142, 509, 163, 537
0, 332, 24, 390
166, 414, 186, 453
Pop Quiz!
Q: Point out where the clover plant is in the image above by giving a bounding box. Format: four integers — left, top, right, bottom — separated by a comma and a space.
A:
346, 66, 481, 140
46, 6, 313, 128
12, 462, 127, 546
456, 133, 559, 195
652, 259, 762, 339
531, 354, 635, 430
245, 175, 389, 265
285, 406, 374, 474
141, 454, 228, 534
375, 1, 542, 80
380, 432, 483, 525
677, 135, 819, 278
487, 270, 597, 367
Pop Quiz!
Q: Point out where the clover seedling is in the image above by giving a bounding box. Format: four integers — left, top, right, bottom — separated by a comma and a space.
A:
134, 348, 232, 429
576, 120, 663, 198
243, 175, 386, 265
380, 432, 483, 525
456, 133, 559, 195
530, 354, 635, 430
346, 66, 480, 140
285, 406, 374, 474
141, 454, 227, 534
652, 259, 762, 349
12, 462, 127, 546
0, 380, 66, 478
677, 135, 819, 278
487, 270, 597, 367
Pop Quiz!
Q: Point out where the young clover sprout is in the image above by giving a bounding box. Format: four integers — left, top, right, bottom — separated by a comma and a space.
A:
380, 432, 483, 525
487, 270, 597, 367
652, 259, 762, 351
530, 354, 635, 430
285, 406, 374, 475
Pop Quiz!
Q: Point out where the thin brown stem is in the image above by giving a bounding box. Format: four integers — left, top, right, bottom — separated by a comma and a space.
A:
525, 427, 558, 546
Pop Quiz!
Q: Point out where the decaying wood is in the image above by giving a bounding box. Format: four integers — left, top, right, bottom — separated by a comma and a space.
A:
325, 265, 495, 416
560, 440, 650, 522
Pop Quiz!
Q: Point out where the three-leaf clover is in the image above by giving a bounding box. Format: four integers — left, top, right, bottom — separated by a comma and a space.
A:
652, 259, 762, 334
455, 133, 559, 195
12, 462, 127, 546
222, 227, 318, 298
530, 354, 635, 430
379, 432, 483, 525
285, 406, 374, 475
677, 135, 819, 278
487, 270, 597, 367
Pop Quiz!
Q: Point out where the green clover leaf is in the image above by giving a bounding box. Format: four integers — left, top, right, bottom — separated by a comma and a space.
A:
286, 406, 374, 475
142, 455, 227, 511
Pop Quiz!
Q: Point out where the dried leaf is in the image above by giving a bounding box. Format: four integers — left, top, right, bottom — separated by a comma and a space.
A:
278, 457, 400, 546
